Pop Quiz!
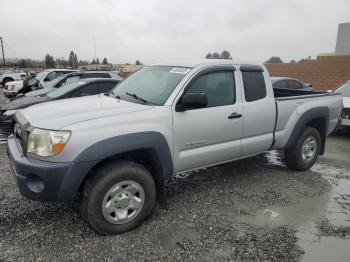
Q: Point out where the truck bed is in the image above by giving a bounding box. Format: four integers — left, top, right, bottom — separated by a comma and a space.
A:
272, 88, 343, 150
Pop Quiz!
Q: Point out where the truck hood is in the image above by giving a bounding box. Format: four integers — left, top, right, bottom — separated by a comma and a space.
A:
19, 94, 153, 130
343, 96, 350, 108
25, 87, 53, 97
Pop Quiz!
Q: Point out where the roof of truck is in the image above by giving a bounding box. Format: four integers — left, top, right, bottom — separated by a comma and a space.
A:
151, 60, 262, 68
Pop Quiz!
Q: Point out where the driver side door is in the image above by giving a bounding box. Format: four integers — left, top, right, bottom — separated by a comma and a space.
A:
172, 67, 243, 173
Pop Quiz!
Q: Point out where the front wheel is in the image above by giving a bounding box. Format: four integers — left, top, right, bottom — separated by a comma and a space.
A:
81, 160, 156, 235
285, 127, 321, 171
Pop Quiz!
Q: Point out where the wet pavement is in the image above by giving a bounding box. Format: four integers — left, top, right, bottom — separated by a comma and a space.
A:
0, 88, 350, 261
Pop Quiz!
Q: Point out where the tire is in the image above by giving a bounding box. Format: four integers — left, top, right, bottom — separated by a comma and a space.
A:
2, 78, 13, 87
285, 127, 321, 171
81, 160, 156, 235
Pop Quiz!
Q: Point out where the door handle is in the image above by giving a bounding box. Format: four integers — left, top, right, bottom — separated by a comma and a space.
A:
228, 112, 242, 119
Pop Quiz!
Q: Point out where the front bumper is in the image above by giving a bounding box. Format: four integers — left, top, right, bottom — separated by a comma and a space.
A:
7, 135, 73, 201
341, 118, 350, 127
7, 135, 98, 202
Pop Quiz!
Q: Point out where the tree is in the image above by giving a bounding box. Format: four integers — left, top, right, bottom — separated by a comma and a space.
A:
265, 56, 283, 63
221, 50, 232, 59
96, 58, 100, 64
73, 54, 78, 69
68, 51, 78, 68
44, 54, 55, 68
135, 60, 143, 65
102, 58, 108, 64
212, 52, 221, 59
205, 50, 232, 60
91, 59, 96, 64
68, 51, 75, 68
290, 59, 296, 63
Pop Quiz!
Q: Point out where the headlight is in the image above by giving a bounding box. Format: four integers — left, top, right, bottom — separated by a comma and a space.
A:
6, 84, 16, 91
27, 128, 71, 157
3, 109, 19, 116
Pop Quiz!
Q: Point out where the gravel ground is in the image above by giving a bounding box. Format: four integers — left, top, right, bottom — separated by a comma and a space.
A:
0, 88, 350, 261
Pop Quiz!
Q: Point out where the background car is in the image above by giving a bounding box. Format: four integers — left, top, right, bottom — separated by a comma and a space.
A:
0, 78, 120, 128
332, 80, 350, 134
25, 70, 123, 97
3, 69, 78, 98
271, 77, 314, 91
0, 70, 26, 86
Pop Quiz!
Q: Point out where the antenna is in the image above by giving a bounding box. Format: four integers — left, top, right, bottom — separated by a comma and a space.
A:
0, 37, 5, 67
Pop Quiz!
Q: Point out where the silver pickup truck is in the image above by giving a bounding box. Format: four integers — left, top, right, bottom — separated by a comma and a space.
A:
7, 60, 342, 235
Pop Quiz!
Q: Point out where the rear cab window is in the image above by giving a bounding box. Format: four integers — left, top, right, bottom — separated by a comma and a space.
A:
241, 66, 267, 102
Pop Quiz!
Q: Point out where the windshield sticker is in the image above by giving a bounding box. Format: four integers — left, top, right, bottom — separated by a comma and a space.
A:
169, 68, 191, 74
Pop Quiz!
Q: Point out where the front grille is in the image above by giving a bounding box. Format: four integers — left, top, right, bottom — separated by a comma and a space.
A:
13, 114, 30, 153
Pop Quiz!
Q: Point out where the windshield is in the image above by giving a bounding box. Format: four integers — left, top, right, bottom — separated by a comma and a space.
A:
333, 81, 350, 97
113, 66, 191, 105
47, 80, 85, 98
35, 71, 48, 81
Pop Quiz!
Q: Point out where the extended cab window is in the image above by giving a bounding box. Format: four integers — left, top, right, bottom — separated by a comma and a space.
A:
242, 71, 266, 102
186, 71, 235, 108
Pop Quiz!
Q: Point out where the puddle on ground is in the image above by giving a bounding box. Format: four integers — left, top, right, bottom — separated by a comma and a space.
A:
239, 196, 328, 227
236, 159, 350, 261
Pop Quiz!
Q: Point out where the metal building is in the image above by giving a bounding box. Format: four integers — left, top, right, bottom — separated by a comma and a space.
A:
335, 22, 350, 55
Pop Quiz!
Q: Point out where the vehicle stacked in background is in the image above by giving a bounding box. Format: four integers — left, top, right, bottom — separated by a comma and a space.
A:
0, 70, 27, 86
25, 71, 122, 97
3, 69, 78, 99
271, 77, 314, 91
6, 60, 342, 235
0, 78, 122, 135
331, 80, 350, 134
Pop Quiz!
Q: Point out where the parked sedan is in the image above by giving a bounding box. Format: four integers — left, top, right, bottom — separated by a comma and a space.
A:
25, 70, 123, 97
332, 80, 350, 134
0, 78, 120, 125
271, 77, 314, 91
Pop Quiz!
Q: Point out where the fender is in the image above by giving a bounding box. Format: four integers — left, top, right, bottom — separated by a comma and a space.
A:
285, 106, 329, 154
57, 131, 173, 202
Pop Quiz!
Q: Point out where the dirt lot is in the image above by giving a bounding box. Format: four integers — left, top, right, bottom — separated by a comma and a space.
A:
0, 88, 349, 261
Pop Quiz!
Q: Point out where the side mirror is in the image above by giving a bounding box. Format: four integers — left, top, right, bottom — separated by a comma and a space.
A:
176, 93, 208, 111
43, 77, 50, 82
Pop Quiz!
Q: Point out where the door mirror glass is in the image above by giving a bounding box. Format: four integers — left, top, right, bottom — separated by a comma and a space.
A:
177, 93, 208, 111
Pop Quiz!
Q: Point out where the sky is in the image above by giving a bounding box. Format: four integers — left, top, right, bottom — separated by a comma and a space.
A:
1, 0, 349, 64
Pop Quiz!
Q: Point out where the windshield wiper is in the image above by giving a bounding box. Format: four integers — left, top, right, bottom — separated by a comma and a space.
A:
125, 92, 148, 104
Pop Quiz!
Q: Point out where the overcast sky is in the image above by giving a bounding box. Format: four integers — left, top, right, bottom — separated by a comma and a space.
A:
1, 0, 349, 64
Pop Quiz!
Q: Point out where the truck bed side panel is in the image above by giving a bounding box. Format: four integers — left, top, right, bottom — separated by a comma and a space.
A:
273, 94, 342, 150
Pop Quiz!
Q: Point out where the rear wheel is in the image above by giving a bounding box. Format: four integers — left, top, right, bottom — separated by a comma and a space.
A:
81, 160, 156, 235
285, 127, 321, 171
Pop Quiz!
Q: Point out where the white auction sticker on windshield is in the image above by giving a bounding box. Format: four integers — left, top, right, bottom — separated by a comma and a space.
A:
169, 68, 191, 74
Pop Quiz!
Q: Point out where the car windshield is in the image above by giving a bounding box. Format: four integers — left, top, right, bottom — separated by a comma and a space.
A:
334, 81, 350, 97
35, 71, 48, 81
112, 66, 191, 105
47, 80, 85, 98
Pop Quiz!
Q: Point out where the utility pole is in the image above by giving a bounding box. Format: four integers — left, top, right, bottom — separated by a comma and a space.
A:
93, 37, 97, 70
0, 37, 5, 67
